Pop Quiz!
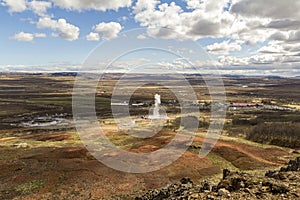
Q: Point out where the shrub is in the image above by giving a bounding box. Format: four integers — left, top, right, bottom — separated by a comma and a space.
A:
246, 122, 300, 148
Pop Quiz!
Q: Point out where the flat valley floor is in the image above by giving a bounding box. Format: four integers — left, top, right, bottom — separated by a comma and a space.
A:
0, 73, 299, 199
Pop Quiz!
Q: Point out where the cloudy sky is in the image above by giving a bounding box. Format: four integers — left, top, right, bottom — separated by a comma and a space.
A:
1, 0, 300, 76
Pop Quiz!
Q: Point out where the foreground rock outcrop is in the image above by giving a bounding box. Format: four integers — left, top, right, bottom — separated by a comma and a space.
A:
133, 157, 300, 200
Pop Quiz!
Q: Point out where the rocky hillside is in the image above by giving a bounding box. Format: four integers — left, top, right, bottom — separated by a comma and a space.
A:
132, 157, 300, 200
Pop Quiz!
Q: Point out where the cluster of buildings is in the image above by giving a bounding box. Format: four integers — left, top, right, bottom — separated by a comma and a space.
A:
229, 102, 295, 111
191, 101, 296, 111
229, 102, 264, 110
110, 99, 296, 112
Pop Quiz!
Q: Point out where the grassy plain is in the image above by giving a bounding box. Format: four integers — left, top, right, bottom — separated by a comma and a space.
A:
0, 73, 299, 199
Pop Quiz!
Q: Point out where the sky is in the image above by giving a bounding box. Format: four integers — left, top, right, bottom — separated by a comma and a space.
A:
0, 0, 300, 76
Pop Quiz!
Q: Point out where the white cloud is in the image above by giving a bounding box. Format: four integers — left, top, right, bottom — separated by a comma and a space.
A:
37, 17, 80, 41
231, 0, 300, 20
218, 55, 249, 66
130, 0, 300, 75
266, 20, 300, 30
11, 32, 46, 42
2, 0, 51, 16
289, 31, 300, 42
2, 0, 132, 15
218, 53, 300, 67
269, 31, 289, 41
233, 28, 275, 46
268, 31, 300, 43
282, 43, 300, 53
86, 32, 100, 41
51, 32, 59, 38
52, 0, 132, 11
92, 22, 122, 40
0, 64, 82, 72
133, 0, 160, 13
207, 40, 242, 55
225, 0, 300, 59
258, 44, 285, 54
118, 16, 129, 22
1, 0, 26, 13
2, 0, 300, 76
137, 34, 147, 40
12, 32, 34, 42
184, 0, 203, 9
133, 0, 235, 40
34, 33, 46, 38
28, 0, 52, 17
249, 54, 282, 64
132, 0, 300, 50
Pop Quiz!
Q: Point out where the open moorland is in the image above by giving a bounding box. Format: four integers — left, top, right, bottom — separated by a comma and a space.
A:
0, 73, 299, 199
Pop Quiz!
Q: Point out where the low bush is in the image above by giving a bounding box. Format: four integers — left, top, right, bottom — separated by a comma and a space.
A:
246, 122, 300, 148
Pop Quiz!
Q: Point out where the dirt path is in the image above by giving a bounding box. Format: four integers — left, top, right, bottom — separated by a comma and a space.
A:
194, 136, 288, 169
216, 141, 277, 165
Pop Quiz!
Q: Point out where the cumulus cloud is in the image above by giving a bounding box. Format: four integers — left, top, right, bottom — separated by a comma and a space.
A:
231, 0, 300, 20
37, 17, 80, 41
229, 0, 300, 46
129, 0, 300, 75
132, 0, 300, 52
137, 34, 147, 40
86, 32, 100, 41
207, 41, 242, 55
1, 0, 26, 13
11, 32, 34, 42
133, 0, 235, 40
282, 43, 300, 53
269, 31, 289, 41
218, 53, 300, 67
133, 0, 160, 13
269, 31, 300, 43
2, 0, 51, 16
0, 64, 82, 72
52, 0, 132, 11
218, 55, 249, 66
266, 20, 300, 30
2, 0, 300, 76
258, 44, 285, 54
250, 54, 283, 65
11, 32, 46, 42
2, 0, 132, 14
234, 28, 275, 45
289, 31, 300, 42
34, 33, 46, 38
28, 0, 52, 16
184, 0, 203, 9
91, 22, 122, 40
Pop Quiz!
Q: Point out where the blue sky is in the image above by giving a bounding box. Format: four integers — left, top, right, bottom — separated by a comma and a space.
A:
0, 0, 300, 76
0, 5, 132, 65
